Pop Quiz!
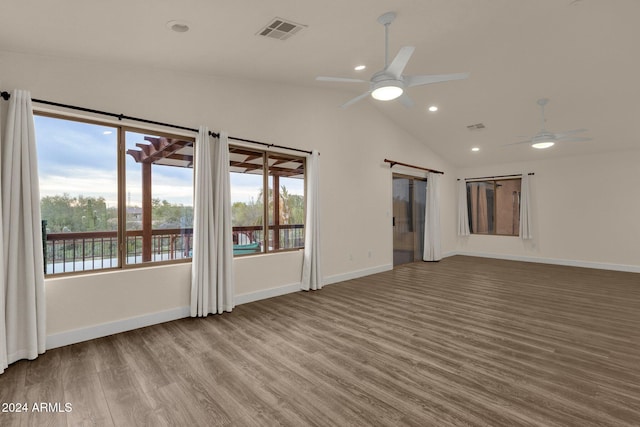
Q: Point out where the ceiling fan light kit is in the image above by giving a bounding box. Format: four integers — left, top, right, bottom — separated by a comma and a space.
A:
316, 11, 469, 108
511, 98, 591, 149
532, 141, 555, 149
371, 80, 404, 100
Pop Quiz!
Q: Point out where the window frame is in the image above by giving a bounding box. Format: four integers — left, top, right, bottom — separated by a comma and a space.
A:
35, 111, 195, 277
466, 177, 522, 237
229, 145, 306, 257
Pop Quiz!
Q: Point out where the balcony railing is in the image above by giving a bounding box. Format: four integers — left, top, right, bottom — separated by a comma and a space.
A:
44, 228, 193, 275
43, 224, 304, 274
232, 224, 305, 255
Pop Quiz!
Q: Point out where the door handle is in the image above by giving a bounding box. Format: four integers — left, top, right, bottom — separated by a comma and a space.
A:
392, 217, 396, 227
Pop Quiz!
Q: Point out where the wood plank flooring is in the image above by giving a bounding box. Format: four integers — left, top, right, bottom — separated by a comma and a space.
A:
1, 255, 639, 426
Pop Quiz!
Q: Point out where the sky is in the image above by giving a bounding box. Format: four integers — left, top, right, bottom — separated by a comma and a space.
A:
34, 115, 304, 208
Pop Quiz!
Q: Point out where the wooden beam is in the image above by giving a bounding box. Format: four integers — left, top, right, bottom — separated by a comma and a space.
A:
142, 162, 152, 262
126, 136, 192, 165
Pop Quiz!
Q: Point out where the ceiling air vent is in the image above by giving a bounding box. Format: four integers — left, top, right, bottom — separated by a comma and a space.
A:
466, 123, 486, 131
257, 17, 307, 40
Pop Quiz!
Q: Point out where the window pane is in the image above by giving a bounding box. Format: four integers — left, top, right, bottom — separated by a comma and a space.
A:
467, 178, 521, 236
230, 148, 265, 255
35, 115, 118, 274
125, 130, 194, 265
467, 181, 494, 234
496, 179, 521, 235
267, 153, 305, 251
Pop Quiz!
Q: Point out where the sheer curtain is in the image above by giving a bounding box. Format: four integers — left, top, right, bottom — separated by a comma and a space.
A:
457, 179, 470, 236
520, 173, 533, 240
1, 90, 46, 374
301, 150, 322, 291
423, 172, 442, 261
191, 128, 235, 317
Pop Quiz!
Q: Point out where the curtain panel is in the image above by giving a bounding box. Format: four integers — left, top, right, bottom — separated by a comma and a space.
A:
457, 179, 470, 236
520, 173, 533, 240
301, 150, 322, 291
423, 172, 442, 261
191, 128, 235, 316
1, 89, 46, 374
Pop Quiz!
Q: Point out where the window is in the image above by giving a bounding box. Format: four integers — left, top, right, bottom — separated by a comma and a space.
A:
467, 178, 521, 236
229, 147, 305, 256
35, 113, 194, 275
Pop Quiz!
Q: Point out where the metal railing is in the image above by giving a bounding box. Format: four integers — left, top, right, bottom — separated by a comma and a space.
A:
43, 224, 304, 274
232, 224, 305, 253
44, 228, 193, 275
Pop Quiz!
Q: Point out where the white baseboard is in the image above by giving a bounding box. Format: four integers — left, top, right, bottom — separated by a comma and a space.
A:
324, 264, 393, 285
454, 251, 640, 274
235, 282, 301, 305
45, 264, 395, 349
46, 306, 191, 350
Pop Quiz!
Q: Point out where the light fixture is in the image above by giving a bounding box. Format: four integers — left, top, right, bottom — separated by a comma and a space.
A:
531, 132, 556, 149
166, 20, 190, 33
371, 80, 404, 101
428, 105, 438, 112
471, 147, 480, 152
103, 130, 113, 135
354, 65, 366, 71
532, 141, 555, 149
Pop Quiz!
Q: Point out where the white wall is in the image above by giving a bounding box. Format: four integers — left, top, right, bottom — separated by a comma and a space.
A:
456, 149, 640, 272
0, 50, 457, 346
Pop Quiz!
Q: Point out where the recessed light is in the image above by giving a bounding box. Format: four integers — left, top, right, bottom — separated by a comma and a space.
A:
166, 20, 190, 33
428, 105, 438, 112
471, 147, 480, 152
354, 65, 366, 71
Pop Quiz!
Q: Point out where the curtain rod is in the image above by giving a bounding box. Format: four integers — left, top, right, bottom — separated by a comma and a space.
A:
0, 91, 313, 155
384, 159, 444, 175
458, 172, 535, 181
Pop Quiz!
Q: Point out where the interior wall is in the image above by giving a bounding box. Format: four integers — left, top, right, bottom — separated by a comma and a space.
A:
0, 50, 457, 341
456, 148, 640, 272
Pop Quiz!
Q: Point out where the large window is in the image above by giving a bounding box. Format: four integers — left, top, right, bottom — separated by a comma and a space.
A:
229, 147, 305, 256
35, 113, 194, 275
467, 178, 521, 236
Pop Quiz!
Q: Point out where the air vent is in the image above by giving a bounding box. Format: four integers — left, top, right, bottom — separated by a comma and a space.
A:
466, 123, 486, 131
257, 17, 307, 40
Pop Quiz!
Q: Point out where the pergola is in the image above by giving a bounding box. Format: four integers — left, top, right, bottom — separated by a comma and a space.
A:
228, 146, 305, 250
127, 138, 305, 259
127, 136, 194, 262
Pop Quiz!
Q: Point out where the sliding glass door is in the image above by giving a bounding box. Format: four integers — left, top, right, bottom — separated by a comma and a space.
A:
392, 174, 427, 266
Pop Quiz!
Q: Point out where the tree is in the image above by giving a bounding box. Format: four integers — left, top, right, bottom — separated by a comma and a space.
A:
41, 194, 115, 232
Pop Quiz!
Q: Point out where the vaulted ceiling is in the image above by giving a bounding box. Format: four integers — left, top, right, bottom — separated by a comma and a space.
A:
1, 0, 639, 167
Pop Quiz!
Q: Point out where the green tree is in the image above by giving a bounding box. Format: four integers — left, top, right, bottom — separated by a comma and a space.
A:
41, 194, 115, 232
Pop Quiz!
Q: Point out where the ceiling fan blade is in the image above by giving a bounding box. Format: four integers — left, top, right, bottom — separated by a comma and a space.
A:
398, 93, 414, 108
559, 136, 592, 143
406, 72, 470, 87
386, 46, 415, 79
340, 91, 372, 108
554, 128, 587, 139
505, 139, 534, 146
316, 76, 368, 84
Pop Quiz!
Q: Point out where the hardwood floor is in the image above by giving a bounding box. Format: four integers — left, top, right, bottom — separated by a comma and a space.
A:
1, 256, 639, 426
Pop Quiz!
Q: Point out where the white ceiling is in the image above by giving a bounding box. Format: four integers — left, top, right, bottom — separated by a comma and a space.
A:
2, 0, 639, 167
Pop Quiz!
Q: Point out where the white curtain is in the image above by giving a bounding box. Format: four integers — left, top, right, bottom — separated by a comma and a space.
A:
1, 90, 46, 374
457, 179, 470, 236
191, 128, 235, 316
423, 172, 442, 261
520, 173, 533, 240
301, 150, 322, 291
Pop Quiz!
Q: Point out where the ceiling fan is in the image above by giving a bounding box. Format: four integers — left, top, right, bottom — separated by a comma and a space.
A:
511, 98, 591, 149
316, 12, 469, 108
